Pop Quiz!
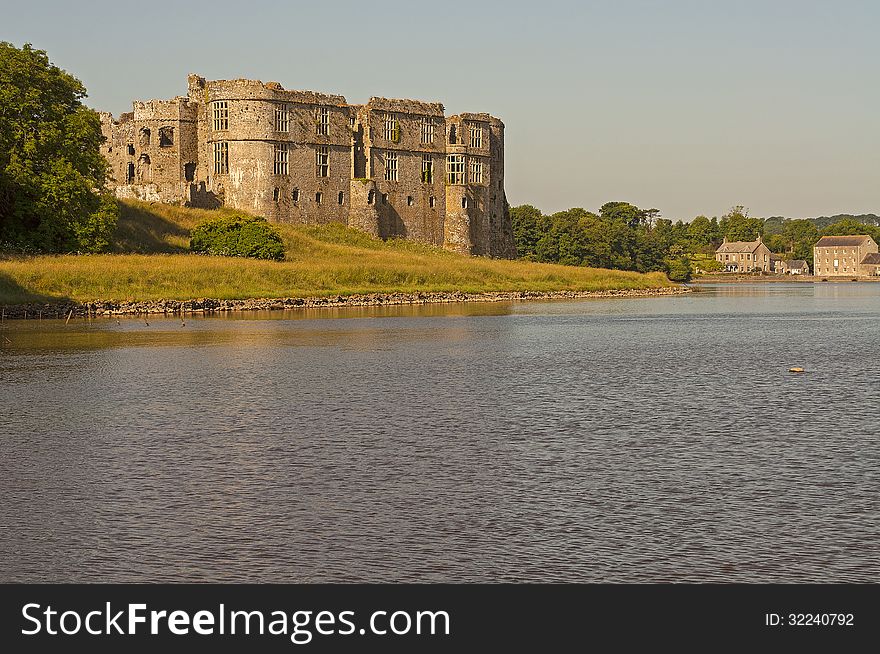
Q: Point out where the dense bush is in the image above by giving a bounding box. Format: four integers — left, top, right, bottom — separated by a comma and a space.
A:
695, 257, 724, 273
190, 215, 285, 261
665, 257, 693, 282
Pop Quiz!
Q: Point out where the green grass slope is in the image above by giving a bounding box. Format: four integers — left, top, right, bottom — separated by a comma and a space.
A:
0, 200, 674, 304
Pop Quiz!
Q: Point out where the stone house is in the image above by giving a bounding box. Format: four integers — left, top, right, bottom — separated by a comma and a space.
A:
771, 254, 784, 274
784, 260, 810, 275
715, 236, 773, 272
813, 235, 879, 276
860, 252, 880, 276
99, 75, 515, 257
773, 258, 809, 275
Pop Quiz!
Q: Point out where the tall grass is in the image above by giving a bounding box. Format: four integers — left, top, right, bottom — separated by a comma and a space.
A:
0, 200, 674, 304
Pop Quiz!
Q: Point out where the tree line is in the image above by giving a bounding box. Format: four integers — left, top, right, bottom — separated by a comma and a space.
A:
510, 203, 880, 278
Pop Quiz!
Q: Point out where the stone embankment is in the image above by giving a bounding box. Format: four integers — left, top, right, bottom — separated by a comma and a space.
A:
691, 274, 880, 283
0, 287, 690, 319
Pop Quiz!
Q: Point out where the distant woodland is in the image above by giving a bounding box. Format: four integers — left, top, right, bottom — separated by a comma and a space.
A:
510, 204, 880, 280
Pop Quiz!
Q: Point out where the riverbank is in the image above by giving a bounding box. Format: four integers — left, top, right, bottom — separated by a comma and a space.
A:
0, 287, 689, 319
0, 200, 679, 312
692, 275, 880, 283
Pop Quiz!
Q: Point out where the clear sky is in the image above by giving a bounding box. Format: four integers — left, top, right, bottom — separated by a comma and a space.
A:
2, 0, 877, 220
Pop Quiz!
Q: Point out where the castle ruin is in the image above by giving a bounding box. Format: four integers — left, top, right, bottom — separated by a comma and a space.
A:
100, 75, 515, 257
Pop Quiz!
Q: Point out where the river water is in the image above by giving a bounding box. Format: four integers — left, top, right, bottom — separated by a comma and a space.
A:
1, 283, 878, 582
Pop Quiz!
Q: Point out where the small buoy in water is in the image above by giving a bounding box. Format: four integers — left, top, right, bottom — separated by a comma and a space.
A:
789, 367, 804, 373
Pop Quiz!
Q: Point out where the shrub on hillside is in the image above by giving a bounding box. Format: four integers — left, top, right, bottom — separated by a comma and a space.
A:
696, 258, 723, 273
189, 215, 285, 261
665, 257, 692, 282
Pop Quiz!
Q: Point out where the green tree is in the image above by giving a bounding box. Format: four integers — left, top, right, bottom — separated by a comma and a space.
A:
687, 215, 716, 252
820, 219, 880, 243
665, 257, 692, 282
634, 227, 668, 272
765, 233, 788, 254
541, 208, 595, 266
0, 42, 118, 252
709, 217, 722, 245
720, 206, 763, 242
780, 218, 819, 264
792, 241, 814, 266
509, 204, 544, 260
600, 201, 646, 229
762, 216, 786, 237
783, 219, 819, 250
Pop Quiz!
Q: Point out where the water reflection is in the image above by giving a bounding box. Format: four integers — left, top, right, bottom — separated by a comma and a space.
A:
1, 283, 879, 582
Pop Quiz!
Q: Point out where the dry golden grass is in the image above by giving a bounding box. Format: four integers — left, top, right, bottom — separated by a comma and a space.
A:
0, 200, 673, 304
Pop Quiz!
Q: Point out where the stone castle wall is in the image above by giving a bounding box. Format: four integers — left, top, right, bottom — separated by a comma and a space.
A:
100, 75, 515, 257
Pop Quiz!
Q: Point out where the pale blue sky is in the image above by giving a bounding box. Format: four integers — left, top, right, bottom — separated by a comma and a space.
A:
2, 0, 878, 219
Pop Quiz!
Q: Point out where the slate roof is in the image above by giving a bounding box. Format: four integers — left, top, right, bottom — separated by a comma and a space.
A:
786, 260, 808, 270
861, 252, 880, 265
814, 235, 874, 248
716, 239, 763, 254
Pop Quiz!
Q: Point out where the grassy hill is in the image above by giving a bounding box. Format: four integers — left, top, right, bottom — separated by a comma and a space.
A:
0, 200, 674, 304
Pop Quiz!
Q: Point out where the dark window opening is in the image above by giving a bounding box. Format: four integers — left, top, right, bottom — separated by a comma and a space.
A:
139, 127, 151, 147
407, 196, 414, 206
127, 143, 135, 155
159, 126, 174, 147
292, 188, 300, 203
367, 190, 375, 205
184, 162, 195, 182
462, 197, 468, 209
353, 124, 366, 178
338, 191, 344, 205
316, 191, 323, 204
448, 125, 457, 144
429, 196, 435, 208
273, 187, 280, 202
126, 162, 135, 182
382, 193, 388, 205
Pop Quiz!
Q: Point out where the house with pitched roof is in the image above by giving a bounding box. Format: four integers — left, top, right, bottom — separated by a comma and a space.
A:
773, 258, 809, 275
860, 252, 880, 276
715, 236, 772, 272
813, 235, 879, 276
784, 260, 810, 275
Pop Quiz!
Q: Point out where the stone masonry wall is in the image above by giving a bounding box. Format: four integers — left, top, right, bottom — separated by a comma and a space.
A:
100, 98, 197, 204
361, 98, 446, 245
100, 75, 516, 258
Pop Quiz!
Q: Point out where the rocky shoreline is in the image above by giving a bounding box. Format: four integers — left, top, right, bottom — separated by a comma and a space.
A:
0, 286, 690, 319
